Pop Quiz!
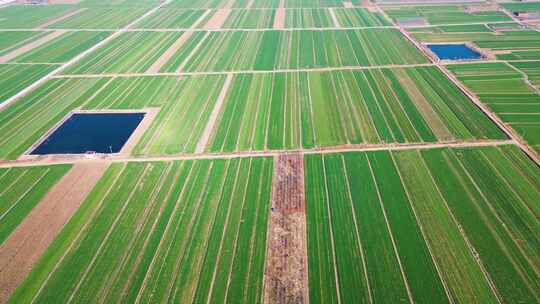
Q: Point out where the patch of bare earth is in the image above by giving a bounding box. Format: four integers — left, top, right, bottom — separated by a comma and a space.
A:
343, 1, 354, 8
264, 153, 308, 304
203, 8, 231, 29
0, 30, 65, 63
36, 8, 87, 29
274, 7, 285, 29
0, 162, 109, 302
146, 32, 194, 73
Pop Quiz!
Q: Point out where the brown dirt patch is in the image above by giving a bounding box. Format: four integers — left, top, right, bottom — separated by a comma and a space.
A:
264, 153, 308, 304
0, 30, 65, 63
0, 161, 109, 302
36, 8, 86, 29
203, 8, 231, 29
274, 7, 285, 29
343, 1, 354, 8
146, 31, 194, 73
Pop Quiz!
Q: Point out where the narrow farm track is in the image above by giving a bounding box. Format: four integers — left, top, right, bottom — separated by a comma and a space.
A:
0, 162, 109, 302
0, 139, 515, 169
264, 153, 308, 304
0, 0, 172, 111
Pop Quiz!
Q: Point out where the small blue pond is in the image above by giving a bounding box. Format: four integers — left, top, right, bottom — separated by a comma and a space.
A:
427, 44, 482, 60
31, 113, 145, 155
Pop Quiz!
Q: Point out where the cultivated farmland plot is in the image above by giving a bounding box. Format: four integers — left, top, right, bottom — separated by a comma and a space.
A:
11, 157, 273, 304
64, 28, 427, 74
0, 31, 49, 56
0, 75, 225, 160
205, 67, 505, 152
384, 5, 511, 25
447, 62, 540, 153
0, 165, 71, 245
0, 64, 58, 105
305, 146, 540, 304
0, 5, 75, 29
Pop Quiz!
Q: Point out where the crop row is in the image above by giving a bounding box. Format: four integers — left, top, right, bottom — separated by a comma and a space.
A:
10, 157, 273, 303
0, 164, 71, 246
447, 62, 540, 153
165, 0, 350, 9
0, 5, 74, 29
64, 29, 427, 74
206, 67, 505, 152
305, 145, 540, 304
0, 31, 48, 56
0, 64, 58, 105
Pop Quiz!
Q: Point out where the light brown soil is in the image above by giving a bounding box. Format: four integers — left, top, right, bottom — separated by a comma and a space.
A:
0, 30, 65, 63
203, 8, 231, 29
0, 161, 109, 302
274, 8, 286, 29
195, 74, 233, 153
36, 8, 86, 29
119, 107, 160, 156
343, 1, 354, 8
264, 153, 308, 304
146, 32, 194, 73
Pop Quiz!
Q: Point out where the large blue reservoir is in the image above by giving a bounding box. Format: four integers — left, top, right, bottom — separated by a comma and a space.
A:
31, 112, 145, 155
427, 44, 482, 60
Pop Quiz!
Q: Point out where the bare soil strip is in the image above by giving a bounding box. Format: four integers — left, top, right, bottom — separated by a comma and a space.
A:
264, 153, 309, 304
118, 107, 160, 156
0, 139, 515, 169
0, 161, 109, 302
195, 74, 233, 153
0, 30, 66, 63
274, 7, 286, 29
146, 31, 194, 73
329, 8, 341, 28
36, 8, 87, 29
343, 2, 354, 8
203, 8, 231, 29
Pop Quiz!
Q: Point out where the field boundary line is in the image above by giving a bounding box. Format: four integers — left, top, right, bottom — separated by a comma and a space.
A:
0, 161, 110, 303
320, 155, 342, 304
0, 139, 517, 168
366, 156, 414, 303
341, 155, 373, 304
195, 74, 233, 153
0, 0, 173, 112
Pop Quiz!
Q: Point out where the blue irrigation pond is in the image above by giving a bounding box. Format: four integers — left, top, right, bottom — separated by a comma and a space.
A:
427, 44, 482, 60
31, 112, 145, 155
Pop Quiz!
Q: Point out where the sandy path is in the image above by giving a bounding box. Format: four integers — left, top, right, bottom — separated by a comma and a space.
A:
146, 32, 194, 73
264, 153, 309, 304
203, 9, 231, 29
119, 107, 160, 156
274, 7, 285, 29
36, 8, 87, 29
0, 161, 109, 302
0, 30, 66, 63
0, 139, 516, 169
329, 8, 341, 28
195, 74, 233, 153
